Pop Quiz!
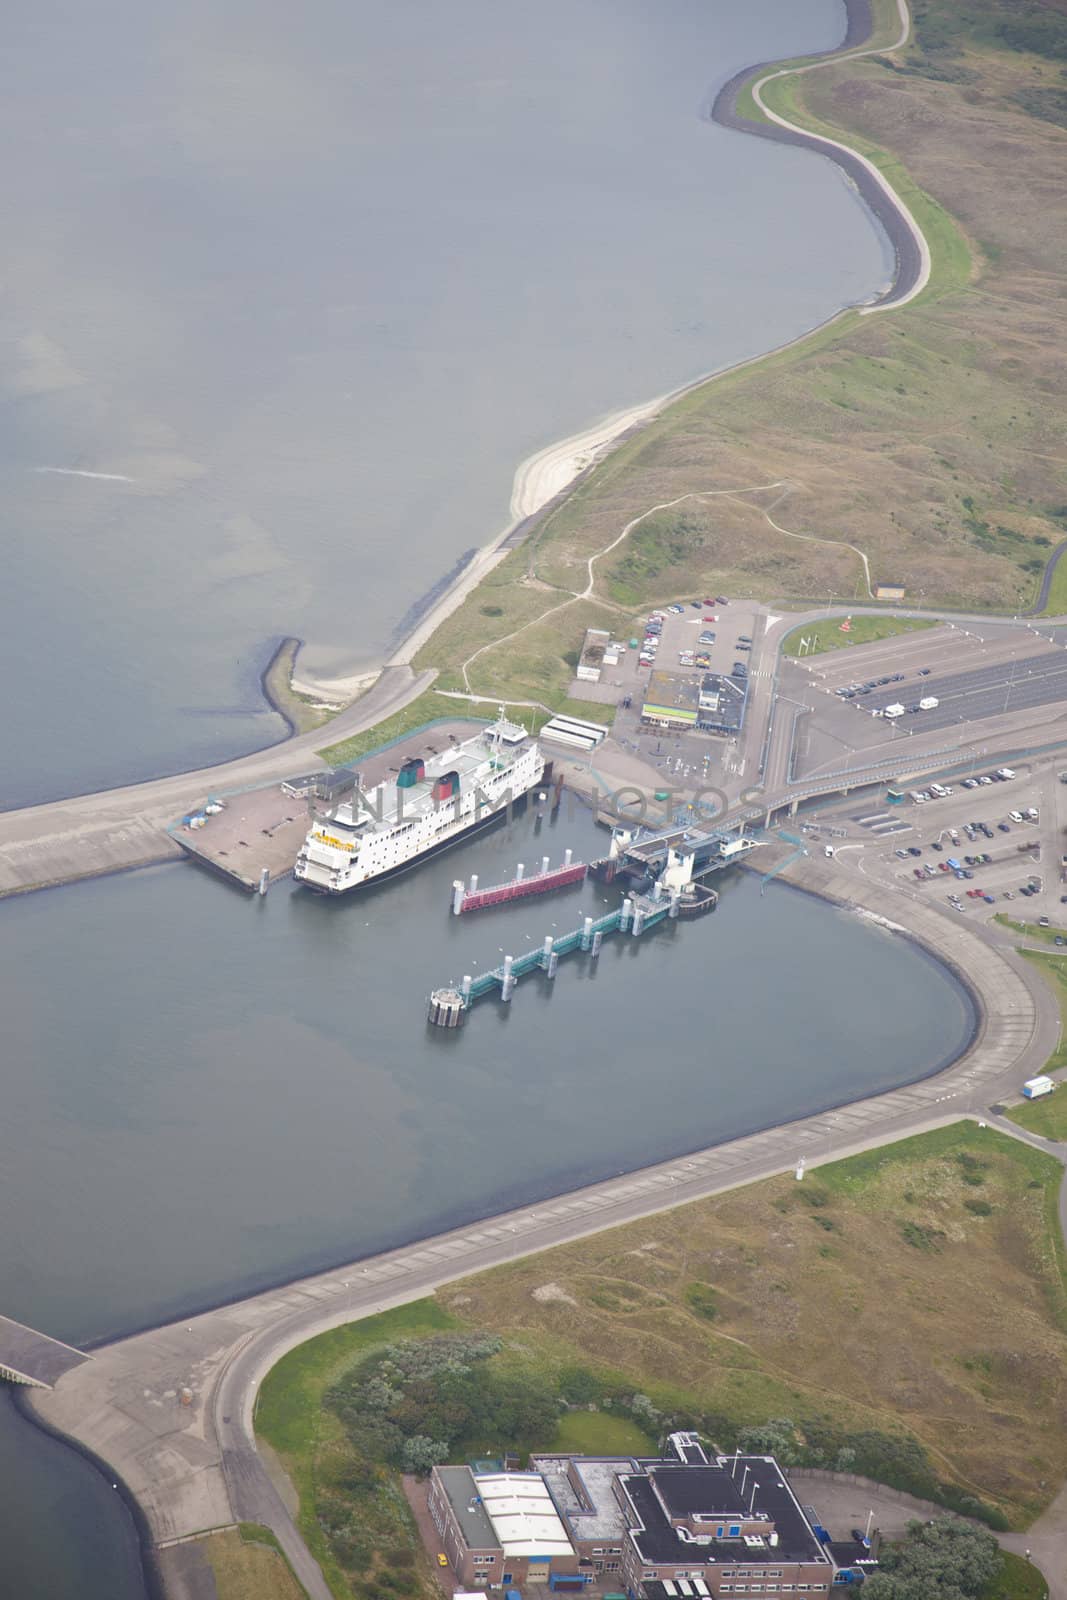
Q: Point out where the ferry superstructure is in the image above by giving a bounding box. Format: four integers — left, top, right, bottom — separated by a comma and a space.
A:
293, 715, 544, 895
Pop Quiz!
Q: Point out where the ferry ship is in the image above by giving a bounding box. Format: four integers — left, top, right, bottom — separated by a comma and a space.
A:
293, 713, 544, 895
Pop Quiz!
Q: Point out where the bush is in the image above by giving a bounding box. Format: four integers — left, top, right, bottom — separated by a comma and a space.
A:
737, 1418, 799, 1466
864, 1515, 998, 1598
558, 1366, 603, 1405
685, 1282, 719, 1321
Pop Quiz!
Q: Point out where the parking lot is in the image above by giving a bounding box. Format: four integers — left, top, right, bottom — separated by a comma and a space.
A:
568, 594, 766, 782
810, 759, 1067, 928
784, 623, 1067, 780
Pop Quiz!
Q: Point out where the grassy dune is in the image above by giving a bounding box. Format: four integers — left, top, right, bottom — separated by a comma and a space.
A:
386, 0, 1067, 722
441, 1125, 1067, 1529
258, 1126, 1067, 1582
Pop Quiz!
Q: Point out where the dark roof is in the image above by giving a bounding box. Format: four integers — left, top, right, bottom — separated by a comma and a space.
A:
621, 1457, 830, 1569
828, 1540, 878, 1569
665, 1432, 709, 1467
650, 1466, 747, 1518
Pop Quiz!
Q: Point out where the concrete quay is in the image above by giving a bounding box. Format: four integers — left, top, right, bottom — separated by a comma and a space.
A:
0, 666, 433, 899
29, 853, 1061, 1599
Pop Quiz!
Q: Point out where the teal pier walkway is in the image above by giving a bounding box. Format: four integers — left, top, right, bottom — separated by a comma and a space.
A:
759, 828, 809, 894
454, 890, 678, 1009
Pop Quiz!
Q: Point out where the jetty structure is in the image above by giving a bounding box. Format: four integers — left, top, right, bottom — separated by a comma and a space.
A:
430, 885, 689, 1023
451, 849, 588, 913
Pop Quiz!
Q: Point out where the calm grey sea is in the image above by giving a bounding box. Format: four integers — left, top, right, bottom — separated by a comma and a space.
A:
0, 2, 906, 1595
0, 0, 887, 809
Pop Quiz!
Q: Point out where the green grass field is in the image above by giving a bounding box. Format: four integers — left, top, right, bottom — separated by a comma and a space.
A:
980, 1549, 1049, 1600
199, 1526, 308, 1600
995, 915, 1067, 948
781, 615, 934, 657
1006, 1089, 1067, 1143
551, 1410, 653, 1456
1041, 545, 1067, 616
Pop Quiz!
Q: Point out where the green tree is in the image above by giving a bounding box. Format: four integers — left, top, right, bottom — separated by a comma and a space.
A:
401, 1435, 450, 1475
736, 1418, 799, 1465
864, 1516, 999, 1599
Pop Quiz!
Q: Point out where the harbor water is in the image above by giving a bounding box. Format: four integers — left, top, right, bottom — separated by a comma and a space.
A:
2, 802, 974, 1347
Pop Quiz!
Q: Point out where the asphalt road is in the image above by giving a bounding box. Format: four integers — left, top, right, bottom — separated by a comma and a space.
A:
855, 652, 1067, 734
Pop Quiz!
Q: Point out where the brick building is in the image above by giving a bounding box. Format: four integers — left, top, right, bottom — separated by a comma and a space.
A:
430, 1434, 864, 1597
427, 1465, 581, 1589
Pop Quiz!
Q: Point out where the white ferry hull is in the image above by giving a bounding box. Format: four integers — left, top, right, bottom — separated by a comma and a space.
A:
299, 793, 529, 895
294, 723, 544, 896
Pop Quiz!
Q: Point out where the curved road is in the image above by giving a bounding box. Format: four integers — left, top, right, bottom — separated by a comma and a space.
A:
713, 0, 930, 311
205, 862, 1066, 1600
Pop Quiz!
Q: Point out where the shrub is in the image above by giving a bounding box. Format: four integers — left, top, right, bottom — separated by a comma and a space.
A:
685, 1282, 719, 1321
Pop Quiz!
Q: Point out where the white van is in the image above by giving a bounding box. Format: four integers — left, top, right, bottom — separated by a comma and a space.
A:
997, 768, 1016, 780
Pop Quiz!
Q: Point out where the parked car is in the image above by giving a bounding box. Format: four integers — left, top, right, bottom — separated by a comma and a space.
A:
908, 846, 922, 857
918, 667, 931, 675
998, 822, 1011, 832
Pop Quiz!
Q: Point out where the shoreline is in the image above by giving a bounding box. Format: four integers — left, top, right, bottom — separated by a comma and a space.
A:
289, 0, 928, 704
65, 867, 981, 1353
27, 848, 1057, 1598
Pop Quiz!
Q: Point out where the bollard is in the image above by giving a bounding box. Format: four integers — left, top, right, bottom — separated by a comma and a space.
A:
546, 951, 559, 979
541, 855, 550, 876
591, 930, 603, 959
669, 890, 681, 920
580, 915, 594, 951
452, 880, 465, 915
542, 935, 554, 961
564, 847, 573, 867
632, 906, 645, 937
469, 873, 479, 895
258, 867, 270, 896
516, 862, 525, 881
619, 896, 634, 932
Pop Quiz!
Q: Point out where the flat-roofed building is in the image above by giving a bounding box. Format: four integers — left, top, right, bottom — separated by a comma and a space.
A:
428, 1465, 582, 1588
617, 1436, 833, 1596
577, 628, 611, 682
531, 1454, 633, 1580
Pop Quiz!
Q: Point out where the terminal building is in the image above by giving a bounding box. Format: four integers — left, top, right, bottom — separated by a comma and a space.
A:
641, 672, 747, 737
430, 1434, 863, 1596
